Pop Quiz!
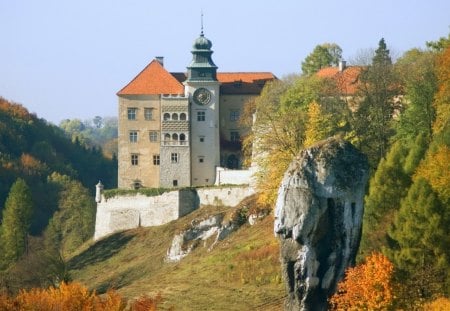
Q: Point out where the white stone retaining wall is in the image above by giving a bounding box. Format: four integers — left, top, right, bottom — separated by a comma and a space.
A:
94, 186, 254, 241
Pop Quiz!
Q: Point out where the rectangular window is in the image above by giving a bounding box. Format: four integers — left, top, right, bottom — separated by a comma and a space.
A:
149, 131, 159, 142
199, 157, 204, 163
127, 108, 137, 120
171, 153, 179, 163
230, 110, 240, 121
131, 154, 139, 166
129, 131, 138, 143
230, 131, 240, 142
144, 108, 153, 120
153, 154, 160, 165
199, 136, 205, 142
173, 180, 178, 187
197, 111, 205, 121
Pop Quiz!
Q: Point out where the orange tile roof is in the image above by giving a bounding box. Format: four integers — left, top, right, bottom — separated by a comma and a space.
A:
118, 61, 276, 96
217, 72, 276, 83
117, 60, 184, 95
316, 66, 362, 95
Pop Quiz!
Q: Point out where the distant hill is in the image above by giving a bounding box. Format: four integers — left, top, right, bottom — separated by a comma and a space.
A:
68, 203, 285, 311
0, 97, 117, 234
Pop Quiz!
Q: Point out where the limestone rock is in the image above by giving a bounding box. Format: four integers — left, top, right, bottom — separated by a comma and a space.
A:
274, 137, 369, 311
165, 213, 237, 262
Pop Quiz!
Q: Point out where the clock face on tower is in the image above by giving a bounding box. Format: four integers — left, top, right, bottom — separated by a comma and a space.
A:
193, 88, 212, 105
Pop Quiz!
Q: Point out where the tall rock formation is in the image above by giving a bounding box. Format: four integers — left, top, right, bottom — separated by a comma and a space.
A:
274, 137, 369, 310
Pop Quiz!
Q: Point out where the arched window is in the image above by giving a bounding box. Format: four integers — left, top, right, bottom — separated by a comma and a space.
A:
172, 133, 179, 141
163, 113, 170, 121
180, 113, 187, 120
172, 113, 179, 121
164, 133, 171, 141
180, 133, 186, 141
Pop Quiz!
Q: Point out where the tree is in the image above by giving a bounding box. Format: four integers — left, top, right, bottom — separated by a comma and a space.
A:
395, 49, 437, 143
303, 101, 333, 147
301, 43, 342, 75
47, 173, 96, 256
0, 179, 33, 269
330, 252, 394, 310
387, 178, 449, 299
353, 38, 401, 167
359, 141, 410, 259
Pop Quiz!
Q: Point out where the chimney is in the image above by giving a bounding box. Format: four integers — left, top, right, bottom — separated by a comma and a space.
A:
155, 56, 164, 67
339, 60, 346, 72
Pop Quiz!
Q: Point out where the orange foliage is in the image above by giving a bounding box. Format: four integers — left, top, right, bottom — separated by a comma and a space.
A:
329, 252, 394, 310
0, 97, 34, 121
20, 153, 46, 176
129, 294, 166, 311
0, 282, 126, 311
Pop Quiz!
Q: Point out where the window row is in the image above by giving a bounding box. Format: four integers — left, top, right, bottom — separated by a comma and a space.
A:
127, 108, 155, 120
130, 153, 185, 166
162, 133, 188, 146
129, 131, 160, 143
130, 153, 206, 166
163, 112, 188, 121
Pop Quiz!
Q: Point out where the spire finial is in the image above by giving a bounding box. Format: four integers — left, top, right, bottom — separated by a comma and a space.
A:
201, 10, 204, 36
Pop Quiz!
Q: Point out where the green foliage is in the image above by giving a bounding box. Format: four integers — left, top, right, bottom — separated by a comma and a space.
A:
59, 116, 118, 159
301, 43, 342, 75
359, 142, 410, 259
47, 173, 96, 256
386, 178, 450, 299
0, 179, 33, 269
395, 49, 437, 142
426, 32, 450, 51
0, 97, 116, 235
103, 187, 173, 200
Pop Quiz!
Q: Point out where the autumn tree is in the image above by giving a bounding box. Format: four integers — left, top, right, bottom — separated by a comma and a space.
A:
330, 252, 394, 310
0, 179, 33, 269
301, 43, 342, 75
243, 73, 349, 205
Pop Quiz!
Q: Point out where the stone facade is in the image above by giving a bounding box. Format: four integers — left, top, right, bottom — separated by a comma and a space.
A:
116, 32, 275, 189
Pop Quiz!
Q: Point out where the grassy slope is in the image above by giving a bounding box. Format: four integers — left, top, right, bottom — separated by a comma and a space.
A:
69, 204, 285, 310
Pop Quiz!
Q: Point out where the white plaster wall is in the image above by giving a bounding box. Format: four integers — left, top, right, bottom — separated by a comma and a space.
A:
215, 167, 253, 186
94, 192, 180, 240
197, 186, 255, 207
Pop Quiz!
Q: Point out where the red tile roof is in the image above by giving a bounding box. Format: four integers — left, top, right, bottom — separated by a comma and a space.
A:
118, 60, 276, 96
316, 66, 362, 95
117, 60, 184, 95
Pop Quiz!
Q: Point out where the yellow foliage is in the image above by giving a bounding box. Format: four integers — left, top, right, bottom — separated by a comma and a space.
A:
415, 145, 450, 202
304, 101, 332, 147
423, 297, 450, 310
330, 252, 394, 310
432, 46, 450, 135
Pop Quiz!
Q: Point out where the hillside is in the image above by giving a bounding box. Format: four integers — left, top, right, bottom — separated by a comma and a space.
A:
68, 203, 285, 310
0, 97, 117, 234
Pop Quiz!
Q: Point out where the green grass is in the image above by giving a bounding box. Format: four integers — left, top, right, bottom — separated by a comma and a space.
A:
68, 203, 285, 310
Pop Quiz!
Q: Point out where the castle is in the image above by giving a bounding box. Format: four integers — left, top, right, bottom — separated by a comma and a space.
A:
117, 30, 276, 189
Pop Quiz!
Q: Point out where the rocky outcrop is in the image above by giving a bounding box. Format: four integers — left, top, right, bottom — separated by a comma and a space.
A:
166, 213, 237, 262
274, 137, 369, 311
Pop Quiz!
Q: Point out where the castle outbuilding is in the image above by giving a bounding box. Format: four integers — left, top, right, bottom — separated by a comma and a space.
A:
117, 31, 276, 189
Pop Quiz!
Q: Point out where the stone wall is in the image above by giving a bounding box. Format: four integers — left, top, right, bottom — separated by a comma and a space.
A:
94, 186, 254, 241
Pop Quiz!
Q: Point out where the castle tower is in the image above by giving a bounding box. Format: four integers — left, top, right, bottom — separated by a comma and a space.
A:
185, 31, 221, 186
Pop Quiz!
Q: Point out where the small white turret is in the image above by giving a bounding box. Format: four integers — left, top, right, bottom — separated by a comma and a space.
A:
95, 181, 104, 203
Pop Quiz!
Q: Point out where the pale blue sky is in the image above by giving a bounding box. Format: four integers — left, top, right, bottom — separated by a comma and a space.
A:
0, 0, 449, 124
